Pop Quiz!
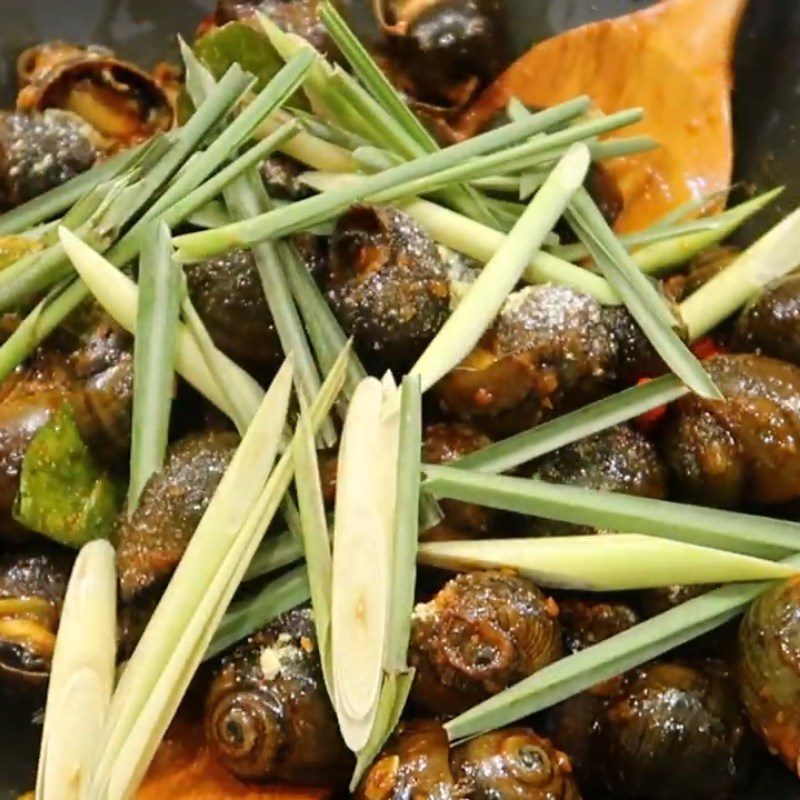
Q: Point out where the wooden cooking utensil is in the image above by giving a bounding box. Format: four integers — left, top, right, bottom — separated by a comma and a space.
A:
457, 0, 749, 233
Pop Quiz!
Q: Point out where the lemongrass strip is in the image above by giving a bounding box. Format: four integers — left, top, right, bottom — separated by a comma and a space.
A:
91, 359, 294, 796
446, 550, 800, 742
206, 565, 311, 660
636, 189, 782, 275
300, 174, 619, 305
173, 99, 590, 260
187, 199, 232, 228
418, 535, 794, 591
102, 349, 347, 798
59, 228, 263, 425
681, 202, 800, 340
453, 375, 687, 474
567, 189, 722, 399
127, 223, 181, 511
243, 527, 305, 581
647, 188, 732, 232
422, 465, 800, 559
36, 540, 116, 800
403, 144, 591, 397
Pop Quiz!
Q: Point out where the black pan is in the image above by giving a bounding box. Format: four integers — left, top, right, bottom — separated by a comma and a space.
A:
0, 0, 798, 797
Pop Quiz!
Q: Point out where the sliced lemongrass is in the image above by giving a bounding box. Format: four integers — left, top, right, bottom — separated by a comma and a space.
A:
636, 189, 782, 276
681, 202, 800, 340
331, 378, 396, 747
301, 174, 619, 305
291, 106, 374, 150
385, 375, 421, 672
567, 188, 722, 399
244, 526, 304, 581
453, 375, 688, 474
36, 539, 116, 800
446, 550, 800, 742
402, 144, 591, 398
59, 228, 263, 425
187, 199, 231, 228
422, 465, 800, 559
127, 223, 181, 511
173, 100, 591, 260
101, 349, 348, 799
91, 359, 294, 796
418, 535, 794, 591
294, 400, 334, 692
647, 187, 733, 232
206, 565, 311, 660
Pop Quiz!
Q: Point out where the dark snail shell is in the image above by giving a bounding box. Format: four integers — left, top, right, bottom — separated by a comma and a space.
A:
0, 545, 72, 691
422, 421, 496, 540
327, 204, 450, 372
435, 285, 617, 435
16, 42, 174, 144
259, 153, 314, 202
548, 660, 749, 800
355, 720, 581, 800
523, 424, 667, 537
116, 431, 239, 602
409, 570, 562, 716
732, 271, 800, 368
661, 353, 800, 507
738, 575, 800, 774
183, 248, 283, 370
204, 607, 352, 786
557, 595, 640, 655
0, 111, 99, 208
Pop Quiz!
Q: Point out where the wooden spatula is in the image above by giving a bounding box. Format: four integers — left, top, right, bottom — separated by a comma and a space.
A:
457, 0, 749, 233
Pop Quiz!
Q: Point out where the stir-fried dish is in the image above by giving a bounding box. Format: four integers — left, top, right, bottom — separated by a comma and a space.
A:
3, 0, 800, 798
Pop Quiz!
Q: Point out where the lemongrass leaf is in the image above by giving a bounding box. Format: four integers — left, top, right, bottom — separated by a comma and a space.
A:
403, 144, 591, 397
128, 223, 181, 511
244, 527, 305, 582
418, 535, 794, 591
445, 551, 800, 742
454, 375, 687, 474
422, 465, 800, 559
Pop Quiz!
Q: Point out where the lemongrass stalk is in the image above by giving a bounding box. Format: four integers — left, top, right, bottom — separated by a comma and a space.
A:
36, 540, 116, 800
422, 465, 800, 559
173, 100, 592, 260
680, 202, 800, 339
567, 188, 722, 399
647, 188, 732, 232
206, 565, 310, 659
453, 375, 687, 474
446, 550, 800, 742
100, 348, 347, 798
301, 173, 619, 305
244, 527, 305, 581
127, 223, 181, 512
187, 199, 232, 228
402, 144, 591, 397
291, 106, 373, 150
636, 189, 782, 275
418, 535, 794, 591
59, 228, 264, 425
91, 359, 294, 797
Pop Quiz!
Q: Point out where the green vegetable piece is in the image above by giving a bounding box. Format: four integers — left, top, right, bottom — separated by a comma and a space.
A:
14, 405, 122, 547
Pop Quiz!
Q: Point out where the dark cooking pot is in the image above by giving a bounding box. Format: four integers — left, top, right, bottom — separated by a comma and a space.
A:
0, 0, 798, 797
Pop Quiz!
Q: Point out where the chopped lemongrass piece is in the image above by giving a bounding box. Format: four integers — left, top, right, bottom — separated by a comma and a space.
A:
36, 540, 116, 800
91, 359, 294, 797
332, 377, 398, 749
187, 199, 232, 228
422, 465, 800, 559
636, 189, 782, 275
59, 228, 264, 425
418, 535, 794, 591
127, 223, 181, 511
99, 348, 348, 799
301, 175, 619, 305
453, 375, 688, 474
680, 203, 800, 340
446, 550, 800, 742
173, 99, 592, 259
206, 565, 311, 660
244, 526, 305, 582
403, 144, 591, 397
567, 188, 722, 399
294, 400, 334, 692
